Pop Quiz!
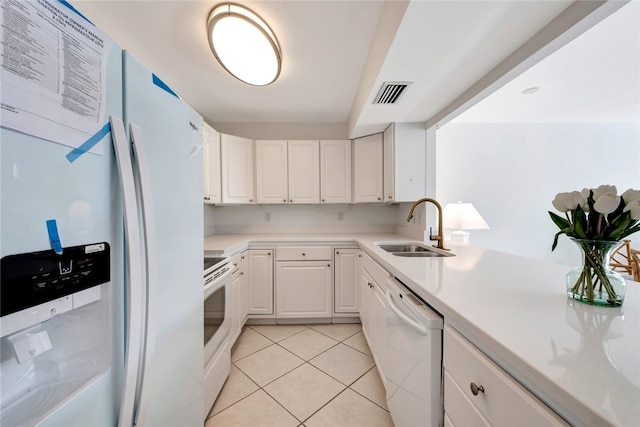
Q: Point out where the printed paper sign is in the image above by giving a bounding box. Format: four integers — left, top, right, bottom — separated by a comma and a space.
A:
0, 0, 112, 153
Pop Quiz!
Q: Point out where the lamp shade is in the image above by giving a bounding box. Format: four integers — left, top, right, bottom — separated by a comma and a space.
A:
443, 201, 489, 230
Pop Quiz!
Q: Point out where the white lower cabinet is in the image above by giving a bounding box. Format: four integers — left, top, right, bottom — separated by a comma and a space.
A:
275, 246, 332, 319
247, 249, 274, 316
276, 261, 332, 318
443, 325, 568, 427
333, 248, 359, 316
358, 251, 388, 381
229, 251, 248, 345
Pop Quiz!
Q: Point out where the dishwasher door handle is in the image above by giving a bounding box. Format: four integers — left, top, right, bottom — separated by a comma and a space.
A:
386, 289, 428, 336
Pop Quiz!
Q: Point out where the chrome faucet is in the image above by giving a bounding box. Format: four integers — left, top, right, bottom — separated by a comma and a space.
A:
406, 198, 448, 251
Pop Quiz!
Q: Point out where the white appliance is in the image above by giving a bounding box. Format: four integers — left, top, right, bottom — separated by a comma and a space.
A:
385, 277, 444, 427
0, 1, 204, 425
203, 256, 232, 416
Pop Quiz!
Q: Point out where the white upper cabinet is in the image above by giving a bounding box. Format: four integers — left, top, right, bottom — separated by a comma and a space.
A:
255, 140, 320, 204
288, 140, 320, 204
203, 123, 221, 204
320, 140, 351, 204
353, 133, 383, 203
221, 133, 254, 204
383, 123, 426, 202
255, 140, 288, 204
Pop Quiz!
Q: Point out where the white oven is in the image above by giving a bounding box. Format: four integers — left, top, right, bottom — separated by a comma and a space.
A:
203, 257, 232, 417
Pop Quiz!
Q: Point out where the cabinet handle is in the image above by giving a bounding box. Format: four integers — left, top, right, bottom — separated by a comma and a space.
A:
289, 199, 293, 203
249, 199, 254, 203
283, 199, 287, 202
336, 251, 340, 254
322, 199, 325, 202
268, 252, 271, 256
302, 253, 306, 256
327, 264, 330, 267
377, 197, 381, 201
240, 272, 244, 276
388, 195, 392, 199
233, 263, 238, 267
470, 382, 485, 396
241, 256, 245, 260
358, 254, 362, 258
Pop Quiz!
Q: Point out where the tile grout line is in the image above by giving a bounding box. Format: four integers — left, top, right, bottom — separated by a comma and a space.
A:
210, 324, 389, 425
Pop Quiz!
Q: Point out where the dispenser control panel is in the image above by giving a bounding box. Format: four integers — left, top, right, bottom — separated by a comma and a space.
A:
1, 243, 110, 318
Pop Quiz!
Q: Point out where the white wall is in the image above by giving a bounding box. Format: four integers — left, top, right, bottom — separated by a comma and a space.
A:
436, 122, 640, 266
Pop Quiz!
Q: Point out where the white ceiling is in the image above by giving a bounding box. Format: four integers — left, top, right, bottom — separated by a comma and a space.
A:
452, 0, 640, 123
71, 0, 637, 138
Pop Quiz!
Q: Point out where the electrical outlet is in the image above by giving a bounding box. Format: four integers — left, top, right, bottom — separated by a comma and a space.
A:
265, 212, 271, 222
337, 211, 344, 221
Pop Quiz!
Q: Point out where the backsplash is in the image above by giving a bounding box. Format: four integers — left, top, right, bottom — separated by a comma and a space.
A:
204, 203, 425, 238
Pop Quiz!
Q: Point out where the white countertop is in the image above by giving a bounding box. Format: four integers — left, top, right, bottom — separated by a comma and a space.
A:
204, 232, 640, 426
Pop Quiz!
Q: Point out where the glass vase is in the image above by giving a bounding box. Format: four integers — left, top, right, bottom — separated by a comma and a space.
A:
566, 238, 626, 307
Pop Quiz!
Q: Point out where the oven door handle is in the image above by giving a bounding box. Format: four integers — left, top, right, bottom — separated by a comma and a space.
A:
204, 267, 232, 298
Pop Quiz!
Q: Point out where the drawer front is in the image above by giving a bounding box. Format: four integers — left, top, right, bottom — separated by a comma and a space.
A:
444, 326, 568, 427
276, 246, 332, 261
444, 371, 491, 427
229, 252, 242, 274
361, 252, 390, 287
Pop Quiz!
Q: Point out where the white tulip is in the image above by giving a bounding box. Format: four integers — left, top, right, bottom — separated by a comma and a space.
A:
623, 199, 640, 220
593, 185, 617, 200
552, 191, 586, 212
621, 188, 640, 204
552, 192, 571, 212
593, 192, 621, 214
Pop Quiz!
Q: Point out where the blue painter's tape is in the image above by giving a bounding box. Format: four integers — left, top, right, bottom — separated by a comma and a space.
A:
58, 0, 94, 24
66, 122, 111, 163
152, 74, 179, 98
46, 219, 63, 255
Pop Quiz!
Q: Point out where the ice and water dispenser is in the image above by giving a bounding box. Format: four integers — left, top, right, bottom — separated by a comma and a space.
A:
1, 242, 111, 425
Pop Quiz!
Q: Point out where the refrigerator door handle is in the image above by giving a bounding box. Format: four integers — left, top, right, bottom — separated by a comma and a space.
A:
129, 124, 158, 427
110, 116, 144, 427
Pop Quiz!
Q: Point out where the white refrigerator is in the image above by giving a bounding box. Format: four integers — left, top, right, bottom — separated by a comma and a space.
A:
0, 0, 204, 425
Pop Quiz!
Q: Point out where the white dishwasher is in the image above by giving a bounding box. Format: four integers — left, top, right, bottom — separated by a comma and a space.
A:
386, 276, 444, 427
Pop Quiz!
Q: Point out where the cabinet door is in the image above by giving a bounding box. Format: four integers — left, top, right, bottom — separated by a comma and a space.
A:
203, 123, 221, 204
248, 249, 273, 315
383, 123, 426, 202
221, 133, 254, 204
383, 124, 395, 202
276, 261, 331, 318
353, 133, 383, 203
256, 140, 288, 204
334, 248, 358, 313
238, 251, 248, 324
372, 281, 387, 381
230, 271, 242, 343
359, 264, 373, 346
320, 140, 351, 204
288, 140, 320, 204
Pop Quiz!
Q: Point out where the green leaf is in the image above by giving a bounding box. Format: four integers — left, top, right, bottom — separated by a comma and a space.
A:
573, 206, 587, 238
549, 211, 570, 231
551, 228, 571, 251
604, 214, 632, 241
621, 221, 640, 239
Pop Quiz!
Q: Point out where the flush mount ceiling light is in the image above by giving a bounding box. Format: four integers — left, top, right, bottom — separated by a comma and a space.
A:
207, 3, 282, 86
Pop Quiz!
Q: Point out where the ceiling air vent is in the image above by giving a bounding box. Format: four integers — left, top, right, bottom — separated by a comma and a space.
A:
373, 81, 412, 104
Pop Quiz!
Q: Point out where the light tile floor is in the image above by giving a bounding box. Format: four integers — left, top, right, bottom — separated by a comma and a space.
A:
205, 323, 394, 427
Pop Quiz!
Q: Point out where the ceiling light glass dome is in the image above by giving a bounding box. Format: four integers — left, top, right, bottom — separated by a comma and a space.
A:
207, 3, 282, 86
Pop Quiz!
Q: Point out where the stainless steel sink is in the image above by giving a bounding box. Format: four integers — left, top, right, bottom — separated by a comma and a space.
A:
375, 242, 454, 257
